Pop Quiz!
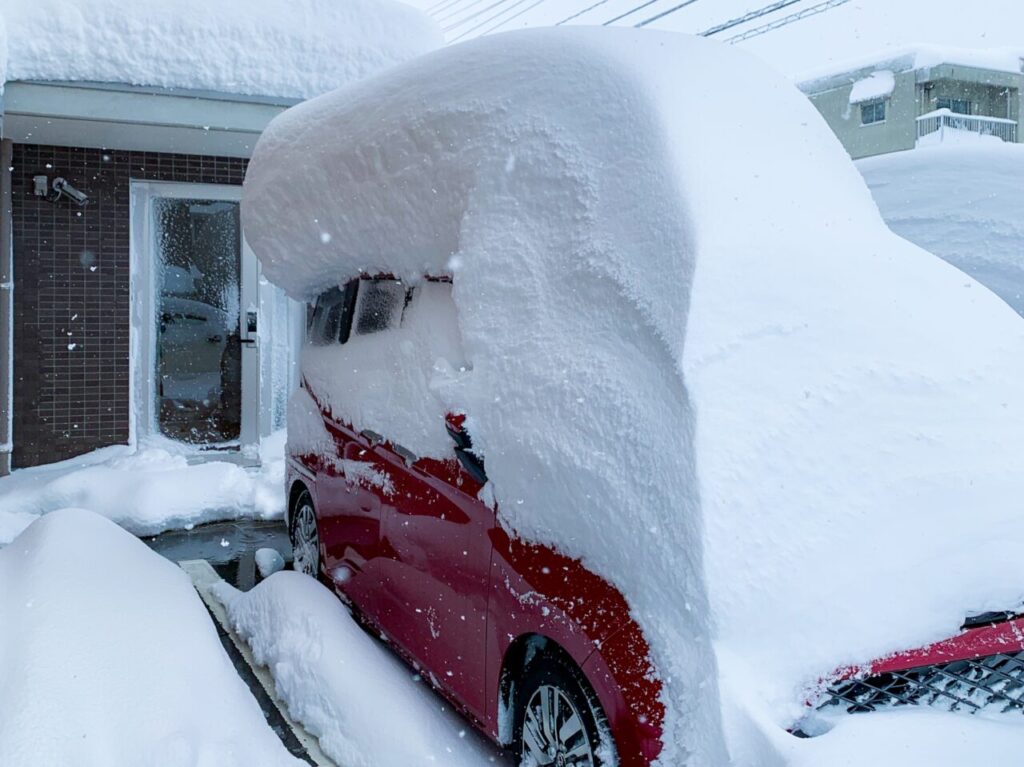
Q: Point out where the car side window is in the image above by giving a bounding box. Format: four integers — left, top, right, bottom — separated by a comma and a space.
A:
307, 278, 413, 346
308, 282, 357, 345
352, 279, 410, 337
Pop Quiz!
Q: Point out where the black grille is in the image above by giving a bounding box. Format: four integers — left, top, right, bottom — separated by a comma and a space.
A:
819, 651, 1024, 715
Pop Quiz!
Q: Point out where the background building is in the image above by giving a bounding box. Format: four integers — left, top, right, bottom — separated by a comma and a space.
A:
799, 48, 1023, 159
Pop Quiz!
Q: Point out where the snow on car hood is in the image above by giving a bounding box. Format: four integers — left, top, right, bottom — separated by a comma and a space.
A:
243, 27, 1024, 764
0, 0, 440, 99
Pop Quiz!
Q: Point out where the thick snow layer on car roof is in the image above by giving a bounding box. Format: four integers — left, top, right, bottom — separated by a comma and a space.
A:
0, 509, 301, 766
0, 0, 440, 98
244, 27, 1024, 763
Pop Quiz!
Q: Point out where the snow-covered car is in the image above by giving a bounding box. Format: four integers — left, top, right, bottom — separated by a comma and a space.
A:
243, 28, 1024, 767
286, 275, 663, 766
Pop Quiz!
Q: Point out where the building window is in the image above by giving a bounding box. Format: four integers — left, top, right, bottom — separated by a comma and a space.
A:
861, 100, 886, 125
936, 97, 971, 115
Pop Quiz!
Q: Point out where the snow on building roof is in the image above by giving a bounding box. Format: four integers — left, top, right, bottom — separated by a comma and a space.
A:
799, 44, 1024, 93
244, 27, 1024, 762
0, 0, 441, 99
847, 70, 895, 104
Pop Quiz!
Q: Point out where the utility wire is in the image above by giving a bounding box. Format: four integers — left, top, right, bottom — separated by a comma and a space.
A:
482, 0, 549, 34
698, 0, 801, 36
602, 0, 664, 26
556, 0, 613, 25
439, 0, 509, 27
724, 0, 850, 42
428, 0, 471, 17
450, 0, 537, 39
444, 0, 522, 31
634, 0, 703, 28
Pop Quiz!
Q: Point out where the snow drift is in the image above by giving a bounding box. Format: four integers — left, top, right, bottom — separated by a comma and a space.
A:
215, 572, 504, 767
243, 28, 1024, 763
0, 0, 440, 98
0, 431, 288, 544
0, 509, 300, 767
858, 142, 1024, 318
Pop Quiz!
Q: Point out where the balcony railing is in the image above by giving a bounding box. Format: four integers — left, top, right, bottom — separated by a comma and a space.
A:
916, 108, 1018, 144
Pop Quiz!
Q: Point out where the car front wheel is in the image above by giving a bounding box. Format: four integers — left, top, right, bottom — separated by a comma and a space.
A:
514, 654, 612, 767
290, 491, 320, 578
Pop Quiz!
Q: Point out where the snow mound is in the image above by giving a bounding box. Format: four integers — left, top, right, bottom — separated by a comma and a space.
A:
0, 431, 288, 543
0, 0, 440, 98
214, 572, 504, 767
0, 509, 300, 767
243, 27, 1024, 763
858, 142, 1024, 318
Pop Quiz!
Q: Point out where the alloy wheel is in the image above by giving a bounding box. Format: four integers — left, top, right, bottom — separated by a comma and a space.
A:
291, 501, 320, 578
521, 684, 595, 767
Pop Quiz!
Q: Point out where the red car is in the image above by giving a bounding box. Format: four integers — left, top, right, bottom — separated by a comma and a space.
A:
286, 275, 663, 767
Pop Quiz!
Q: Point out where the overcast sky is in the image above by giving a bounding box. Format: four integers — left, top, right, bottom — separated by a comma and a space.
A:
408, 0, 1021, 78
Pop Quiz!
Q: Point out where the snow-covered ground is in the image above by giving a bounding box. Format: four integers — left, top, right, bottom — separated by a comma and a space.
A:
0, 0, 440, 97
215, 572, 508, 767
0, 509, 301, 767
858, 140, 1024, 318
0, 431, 287, 545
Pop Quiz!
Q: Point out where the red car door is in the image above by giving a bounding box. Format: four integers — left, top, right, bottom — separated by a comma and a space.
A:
315, 419, 390, 618
374, 442, 494, 724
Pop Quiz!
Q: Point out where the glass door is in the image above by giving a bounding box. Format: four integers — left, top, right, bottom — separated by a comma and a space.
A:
133, 182, 259, 453
153, 198, 242, 444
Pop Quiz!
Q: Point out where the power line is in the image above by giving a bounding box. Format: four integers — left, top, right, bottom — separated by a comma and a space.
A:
724, 0, 850, 43
698, 0, 801, 36
482, 0, 549, 34
439, 0, 507, 27
428, 0, 471, 17
443, 0, 521, 31
634, 0, 703, 28
602, 0, 662, 26
450, 0, 537, 39
556, 0, 613, 25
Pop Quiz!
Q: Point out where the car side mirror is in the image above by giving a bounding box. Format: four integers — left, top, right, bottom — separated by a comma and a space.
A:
446, 414, 487, 484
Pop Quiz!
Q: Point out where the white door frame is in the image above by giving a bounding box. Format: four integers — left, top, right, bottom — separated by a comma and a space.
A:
129, 180, 260, 456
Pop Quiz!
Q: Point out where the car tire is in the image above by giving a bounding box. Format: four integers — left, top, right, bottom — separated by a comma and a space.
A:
513, 651, 614, 767
289, 490, 321, 579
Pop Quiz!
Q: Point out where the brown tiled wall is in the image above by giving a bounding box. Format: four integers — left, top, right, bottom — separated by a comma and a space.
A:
11, 145, 248, 468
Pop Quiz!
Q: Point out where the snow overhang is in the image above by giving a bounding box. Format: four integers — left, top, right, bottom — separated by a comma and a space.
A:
1, 80, 298, 158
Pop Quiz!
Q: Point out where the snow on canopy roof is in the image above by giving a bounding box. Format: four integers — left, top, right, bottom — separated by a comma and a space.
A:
798, 44, 1024, 93
0, 0, 440, 99
245, 28, 1024, 762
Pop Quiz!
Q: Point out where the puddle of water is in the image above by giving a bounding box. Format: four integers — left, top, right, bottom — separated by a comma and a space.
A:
145, 519, 291, 590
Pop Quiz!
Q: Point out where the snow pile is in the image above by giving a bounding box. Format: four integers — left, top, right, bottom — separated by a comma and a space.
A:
0, 0, 440, 98
848, 70, 894, 103
0, 431, 287, 544
244, 27, 1024, 764
858, 142, 1024, 318
0, 509, 300, 767
914, 120, 1009, 150
214, 572, 504, 767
